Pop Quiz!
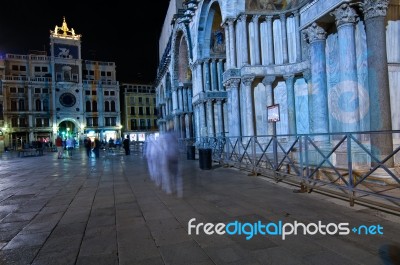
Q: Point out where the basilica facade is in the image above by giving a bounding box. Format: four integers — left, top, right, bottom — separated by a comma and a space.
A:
0, 18, 121, 149
156, 0, 400, 167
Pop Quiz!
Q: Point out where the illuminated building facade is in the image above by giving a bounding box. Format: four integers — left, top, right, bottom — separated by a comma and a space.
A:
156, 0, 400, 168
0, 18, 121, 149
121, 83, 158, 142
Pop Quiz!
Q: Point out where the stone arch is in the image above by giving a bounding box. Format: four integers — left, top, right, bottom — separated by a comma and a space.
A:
171, 24, 192, 86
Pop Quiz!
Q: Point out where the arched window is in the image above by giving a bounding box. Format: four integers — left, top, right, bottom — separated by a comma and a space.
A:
35, 99, 41, 111
104, 101, 110, 112
18, 99, 25, 111
111, 101, 116, 112
86, 100, 91, 112
92, 100, 98, 112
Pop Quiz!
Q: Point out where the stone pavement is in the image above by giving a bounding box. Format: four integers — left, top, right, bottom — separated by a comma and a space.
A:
0, 148, 399, 265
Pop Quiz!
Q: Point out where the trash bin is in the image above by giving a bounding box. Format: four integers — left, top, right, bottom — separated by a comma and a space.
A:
199, 148, 212, 170
187, 145, 196, 160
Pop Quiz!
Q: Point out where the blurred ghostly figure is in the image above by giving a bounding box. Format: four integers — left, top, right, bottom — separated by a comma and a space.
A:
144, 130, 182, 197
145, 134, 162, 187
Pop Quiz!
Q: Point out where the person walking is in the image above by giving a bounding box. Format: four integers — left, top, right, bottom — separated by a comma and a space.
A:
55, 136, 63, 159
93, 137, 100, 158
84, 137, 92, 157
123, 135, 130, 155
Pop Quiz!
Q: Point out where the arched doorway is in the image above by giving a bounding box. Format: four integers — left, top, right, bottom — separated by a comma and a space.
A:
57, 120, 78, 141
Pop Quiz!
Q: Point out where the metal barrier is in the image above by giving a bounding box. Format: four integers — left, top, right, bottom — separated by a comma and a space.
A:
180, 131, 400, 213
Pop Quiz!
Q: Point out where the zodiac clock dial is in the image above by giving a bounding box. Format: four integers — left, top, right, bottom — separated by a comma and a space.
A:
59, 92, 76, 107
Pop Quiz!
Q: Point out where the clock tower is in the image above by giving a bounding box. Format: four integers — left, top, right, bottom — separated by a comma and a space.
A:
50, 17, 84, 140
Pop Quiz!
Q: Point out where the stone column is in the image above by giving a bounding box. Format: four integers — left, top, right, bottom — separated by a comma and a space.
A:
204, 59, 211, 92
196, 61, 204, 92
216, 100, 224, 137
280, 14, 289, 64
252, 15, 261, 65
242, 75, 255, 136
284, 75, 296, 135
180, 114, 186, 139
217, 59, 224, 91
178, 86, 183, 112
211, 59, 218, 91
331, 4, 360, 132
293, 11, 301, 62
304, 23, 329, 138
207, 100, 215, 137
183, 86, 188, 112
266, 16, 274, 65
238, 14, 249, 65
228, 18, 237, 68
199, 102, 207, 137
223, 22, 231, 68
172, 88, 178, 111
262, 76, 276, 136
187, 85, 193, 112
224, 79, 241, 137
361, 0, 393, 166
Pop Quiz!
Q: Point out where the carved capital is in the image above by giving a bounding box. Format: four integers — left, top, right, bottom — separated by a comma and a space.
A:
265, 15, 273, 23
331, 4, 358, 27
262, 76, 276, 86
303, 70, 311, 82
279, 13, 286, 22
223, 78, 241, 90
252, 14, 261, 23
284, 75, 295, 87
241, 75, 255, 87
304, 22, 326, 43
238, 14, 247, 23
361, 0, 389, 20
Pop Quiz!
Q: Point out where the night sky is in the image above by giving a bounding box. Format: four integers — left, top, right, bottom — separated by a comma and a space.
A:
0, 1, 171, 84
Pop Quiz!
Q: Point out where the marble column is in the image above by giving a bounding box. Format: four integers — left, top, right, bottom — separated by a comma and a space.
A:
204, 59, 211, 92
242, 75, 255, 136
178, 86, 183, 112
216, 100, 224, 137
211, 59, 218, 91
266, 16, 274, 65
223, 23, 231, 68
252, 15, 261, 65
280, 14, 289, 64
228, 18, 237, 68
172, 88, 178, 111
180, 114, 186, 139
262, 76, 276, 136
217, 59, 224, 91
304, 23, 329, 138
196, 61, 204, 92
284, 75, 296, 135
183, 86, 188, 112
187, 86, 193, 112
293, 11, 301, 62
224, 79, 241, 137
238, 14, 249, 65
199, 102, 207, 137
361, 0, 393, 166
207, 100, 215, 137
331, 4, 360, 132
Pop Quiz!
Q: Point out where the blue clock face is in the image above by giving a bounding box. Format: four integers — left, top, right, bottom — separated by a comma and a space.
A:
59, 92, 76, 107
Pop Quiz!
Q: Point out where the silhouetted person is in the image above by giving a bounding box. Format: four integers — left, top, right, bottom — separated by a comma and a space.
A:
123, 136, 130, 155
